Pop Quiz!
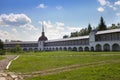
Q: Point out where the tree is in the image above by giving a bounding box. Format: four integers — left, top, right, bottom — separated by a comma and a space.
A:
0, 39, 3, 50
70, 32, 79, 37
10, 45, 23, 53
0, 39, 5, 55
97, 17, 107, 31
88, 24, 92, 33
63, 35, 69, 38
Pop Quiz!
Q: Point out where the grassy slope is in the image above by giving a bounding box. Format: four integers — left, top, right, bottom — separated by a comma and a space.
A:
9, 51, 120, 72
8, 51, 120, 80
26, 62, 120, 80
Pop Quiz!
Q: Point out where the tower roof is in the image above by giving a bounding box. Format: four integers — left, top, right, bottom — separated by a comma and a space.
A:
38, 22, 48, 41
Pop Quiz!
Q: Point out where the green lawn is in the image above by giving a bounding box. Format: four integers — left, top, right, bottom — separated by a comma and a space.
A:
26, 62, 120, 80
8, 51, 120, 80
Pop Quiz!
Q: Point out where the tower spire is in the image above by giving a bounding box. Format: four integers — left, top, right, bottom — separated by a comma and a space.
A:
38, 21, 48, 41
42, 22, 44, 33
41, 21, 45, 36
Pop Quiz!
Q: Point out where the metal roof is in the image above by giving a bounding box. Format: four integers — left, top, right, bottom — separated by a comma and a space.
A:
45, 36, 89, 42
3, 28, 120, 44
4, 41, 37, 44
96, 28, 120, 35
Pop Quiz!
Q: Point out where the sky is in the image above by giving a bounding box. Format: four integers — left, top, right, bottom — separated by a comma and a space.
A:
0, 0, 120, 41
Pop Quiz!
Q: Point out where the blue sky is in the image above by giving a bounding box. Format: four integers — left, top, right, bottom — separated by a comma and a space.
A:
0, 0, 120, 41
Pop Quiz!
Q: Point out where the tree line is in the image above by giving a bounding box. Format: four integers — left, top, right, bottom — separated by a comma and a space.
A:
0, 39, 5, 55
63, 17, 120, 38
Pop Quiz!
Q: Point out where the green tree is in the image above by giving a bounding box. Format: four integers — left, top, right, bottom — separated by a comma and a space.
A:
63, 35, 69, 38
70, 32, 79, 37
0, 39, 4, 50
88, 24, 92, 33
97, 17, 107, 31
10, 45, 23, 53
0, 39, 5, 55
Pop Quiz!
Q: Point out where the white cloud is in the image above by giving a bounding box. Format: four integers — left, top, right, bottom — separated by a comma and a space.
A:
115, 1, 120, 5
98, 0, 117, 11
0, 13, 37, 31
98, 0, 107, 6
67, 27, 82, 32
20, 24, 38, 30
116, 13, 120, 16
37, 4, 47, 9
38, 21, 82, 39
109, 5, 117, 10
0, 13, 39, 41
0, 13, 31, 26
12, 28, 18, 33
0, 30, 17, 41
56, 6, 63, 10
97, 7, 104, 12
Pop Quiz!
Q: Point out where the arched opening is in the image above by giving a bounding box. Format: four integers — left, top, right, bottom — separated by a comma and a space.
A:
34, 48, 38, 51
29, 48, 33, 51
91, 47, 94, 51
112, 44, 120, 51
49, 48, 51, 51
68, 47, 72, 51
84, 47, 89, 51
23, 48, 27, 51
52, 48, 54, 51
103, 44, 110, 51
79, 47, 83, 51
56, 47, 58, 51
73, 47, 77, 51
59, 47, 62, 51
96, 44, 102, 51
64, 47, 67, 51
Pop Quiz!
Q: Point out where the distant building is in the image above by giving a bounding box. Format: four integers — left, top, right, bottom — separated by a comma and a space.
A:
3, 24, 120, 51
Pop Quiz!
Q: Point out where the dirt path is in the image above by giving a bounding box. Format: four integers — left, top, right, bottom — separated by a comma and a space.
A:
0, 55, 17, 71
0, 55, 23, 80
20, 59, 120, 78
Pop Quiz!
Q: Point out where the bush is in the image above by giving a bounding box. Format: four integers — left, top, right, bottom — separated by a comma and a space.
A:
0, 49, 5, 55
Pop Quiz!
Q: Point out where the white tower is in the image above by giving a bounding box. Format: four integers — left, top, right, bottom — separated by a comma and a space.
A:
38, 22, 48, 51
89, 30, 97, 50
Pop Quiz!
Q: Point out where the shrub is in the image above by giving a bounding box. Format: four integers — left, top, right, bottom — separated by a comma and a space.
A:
0, 49, 5, 55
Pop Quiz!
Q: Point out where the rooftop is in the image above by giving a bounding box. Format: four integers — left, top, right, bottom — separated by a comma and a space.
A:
96, 28, 120, 35
46, 36, 89, 42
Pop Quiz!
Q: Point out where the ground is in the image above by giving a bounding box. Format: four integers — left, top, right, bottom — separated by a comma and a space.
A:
2, 51, 120, 80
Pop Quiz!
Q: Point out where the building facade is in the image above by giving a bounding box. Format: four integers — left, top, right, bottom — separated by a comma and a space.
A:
4, 28, 120, 51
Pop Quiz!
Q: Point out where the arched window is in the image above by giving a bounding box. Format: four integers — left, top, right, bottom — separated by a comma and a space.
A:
64, 47, 67, 51
91, 47, 94, 51
84, 47, 89, 51
79, 47, 83, 51
112, 44, 120, 51
59, 47, 62, 51
96, 44, 102, 51
68, 47, 72, 51
34, 48, 38, 51
56, 47, 58, 51
23, 48, 27, 51
73, 47, 77, 51
103, 44, 110, 51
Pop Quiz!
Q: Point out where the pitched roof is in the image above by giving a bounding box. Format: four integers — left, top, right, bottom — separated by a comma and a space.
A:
96, 28, 120, 35
45, 36, 89, 42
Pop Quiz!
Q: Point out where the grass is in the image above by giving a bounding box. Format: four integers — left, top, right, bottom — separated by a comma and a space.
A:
8, 51, 120, 80
26, 62, 120, 80
0, 56, 5, 60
